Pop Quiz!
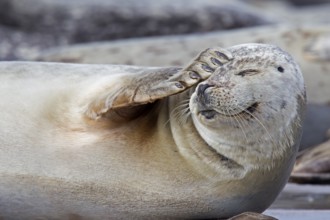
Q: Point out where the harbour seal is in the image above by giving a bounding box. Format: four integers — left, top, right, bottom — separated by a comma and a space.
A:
0, 44, 305, 219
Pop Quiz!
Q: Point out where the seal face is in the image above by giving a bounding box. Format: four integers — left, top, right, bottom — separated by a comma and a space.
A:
171, 44, 306, 179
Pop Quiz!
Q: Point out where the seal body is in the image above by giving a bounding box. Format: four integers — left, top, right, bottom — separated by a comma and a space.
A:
0, 44, 305, 219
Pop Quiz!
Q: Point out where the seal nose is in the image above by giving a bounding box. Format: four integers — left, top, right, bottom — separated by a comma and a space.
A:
197, 84, 213, 96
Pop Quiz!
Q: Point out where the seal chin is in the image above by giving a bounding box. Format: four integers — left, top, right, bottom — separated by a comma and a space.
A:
199, 102, 259, 120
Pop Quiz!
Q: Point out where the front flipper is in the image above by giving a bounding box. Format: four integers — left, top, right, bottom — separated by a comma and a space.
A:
84, 47, 233, 120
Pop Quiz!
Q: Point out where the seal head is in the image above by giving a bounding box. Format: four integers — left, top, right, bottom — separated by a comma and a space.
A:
188, 44, 305, 177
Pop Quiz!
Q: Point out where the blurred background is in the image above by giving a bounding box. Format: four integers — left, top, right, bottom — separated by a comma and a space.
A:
0, 0, 330, 216
0, 0, 329, 61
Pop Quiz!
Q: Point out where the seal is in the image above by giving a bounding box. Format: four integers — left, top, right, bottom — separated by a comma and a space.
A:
0, 44, 305, 219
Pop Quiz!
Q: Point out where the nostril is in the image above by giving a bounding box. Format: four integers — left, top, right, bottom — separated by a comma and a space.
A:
197, 84, 213, 96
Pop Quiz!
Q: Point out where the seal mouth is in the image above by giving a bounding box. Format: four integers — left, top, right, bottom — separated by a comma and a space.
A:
245, 102, 259, 114
200, 102, 259, 119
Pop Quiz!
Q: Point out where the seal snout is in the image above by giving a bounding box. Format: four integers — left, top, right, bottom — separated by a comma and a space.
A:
195, 80, 259, 119
195, 83, 217, 118
196, 83, 215, 107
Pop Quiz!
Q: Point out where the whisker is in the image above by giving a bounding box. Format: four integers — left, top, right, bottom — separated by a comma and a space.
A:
164, 98, 191, 127
225, 105, 248, 143
234, 111, 249, 144
236, 111, 266, 155
236, 105, 278, 151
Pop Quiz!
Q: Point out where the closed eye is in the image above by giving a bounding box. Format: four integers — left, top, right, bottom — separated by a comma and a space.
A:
236, 69, 260, 77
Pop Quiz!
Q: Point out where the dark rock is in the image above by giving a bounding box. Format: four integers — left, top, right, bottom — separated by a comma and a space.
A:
0, 25, 63, 60
0, 0, 274, 60
287, 0, 330, 6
